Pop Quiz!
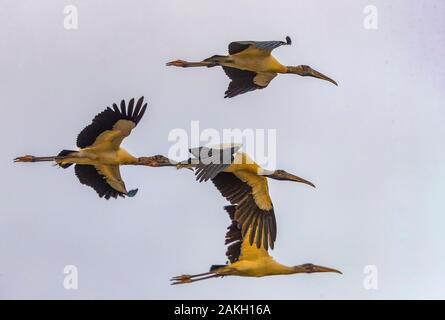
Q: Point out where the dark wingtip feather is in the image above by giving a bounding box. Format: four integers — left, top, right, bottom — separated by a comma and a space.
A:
224, 205, 237, 220
76, 97, 148, 148
256, 218, 263, 249
120, 100, 126, 117
133, 96, 143, 117
128, 98, 135, 118
285, 36, 292, 45
137, 96, 144, 107
127, 188, 138, 197
135, 102, 148, 124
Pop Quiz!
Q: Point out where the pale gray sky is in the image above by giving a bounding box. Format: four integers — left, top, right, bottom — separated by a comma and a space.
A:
1, 0, 444, 299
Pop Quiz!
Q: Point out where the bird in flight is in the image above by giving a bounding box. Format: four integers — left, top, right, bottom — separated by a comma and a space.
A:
171, 205, 342, 284
178, 144, 315, 251
166, 36, 337, 98
14, 97, 175, 199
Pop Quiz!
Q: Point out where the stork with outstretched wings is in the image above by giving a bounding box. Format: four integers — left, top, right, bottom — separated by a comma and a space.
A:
178, 144, 315, 251
14, 97, 176, 199
167, 36, 337, 98
171, 205, 342, 284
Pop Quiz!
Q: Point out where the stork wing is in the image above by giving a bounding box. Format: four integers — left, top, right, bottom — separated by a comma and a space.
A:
190, 145, 240, 182
223, 67, 276, 98
74, 164, 130, 199
228, 36, 292, 55
254, 72, 277, 87
224, 205, 270, 263
212, 172, 276, 250
76, 97, 147, 149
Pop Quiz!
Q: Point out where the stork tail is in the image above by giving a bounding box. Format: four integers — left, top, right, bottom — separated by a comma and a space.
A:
203, 55, 229, 67
209, 264, 226, 272
14, 149, 76, 169
57, 150, 76, 168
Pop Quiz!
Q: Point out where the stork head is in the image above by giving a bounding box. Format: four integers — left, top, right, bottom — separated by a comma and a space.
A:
137, 155, 176, 167
267, 169, 316, 188
286, 65, 338, 86
293, 263, 342, 274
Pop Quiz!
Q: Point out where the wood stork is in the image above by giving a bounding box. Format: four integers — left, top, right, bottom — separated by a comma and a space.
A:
14, 97, 174, 199
166, 36, 337, 98
171, 205, 341, 284
178, 145, 315, 251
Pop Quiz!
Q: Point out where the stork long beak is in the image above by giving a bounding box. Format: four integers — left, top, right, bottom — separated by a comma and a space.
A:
286, 173, 316, 188
153, 155, 177, 167
306, 67, 338, 86
296, 264, 342, 274
138, 155, 177, 167
312, 265, 343, 274
139, 155, 196, 171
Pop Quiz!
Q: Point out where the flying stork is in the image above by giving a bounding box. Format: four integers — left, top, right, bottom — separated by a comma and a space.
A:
171, 205, 341, 285
178, 145, 315, 251
14, 97, 174, 199
166, 36, 337, 98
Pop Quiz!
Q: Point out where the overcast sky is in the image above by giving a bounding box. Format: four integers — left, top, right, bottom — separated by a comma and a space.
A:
1, 0, 444, 299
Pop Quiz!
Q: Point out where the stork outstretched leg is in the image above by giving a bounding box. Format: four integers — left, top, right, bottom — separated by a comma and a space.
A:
170, 272, 222, 285
166, 59, 213, 68
14, 155, 57, 163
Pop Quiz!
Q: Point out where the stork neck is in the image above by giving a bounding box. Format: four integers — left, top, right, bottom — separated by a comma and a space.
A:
257, 168, 274, 176
117, 148, 138, 165
272, 264, 297, 275
285, 66, 305, 75
292, 265, 308, 274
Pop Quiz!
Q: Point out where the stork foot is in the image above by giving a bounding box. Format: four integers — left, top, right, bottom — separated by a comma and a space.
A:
170, 274, 192, 285
166, 59, 188, 67
170, 271, 220, 285
14, 155, 35, 163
